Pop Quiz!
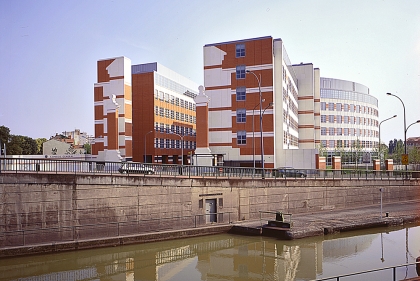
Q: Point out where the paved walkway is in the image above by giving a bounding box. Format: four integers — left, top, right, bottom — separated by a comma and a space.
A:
233, 199, 420, 239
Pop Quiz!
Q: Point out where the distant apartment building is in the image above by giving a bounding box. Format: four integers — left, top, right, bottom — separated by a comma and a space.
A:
202, 36, 379, 168
93, 57, 198, 163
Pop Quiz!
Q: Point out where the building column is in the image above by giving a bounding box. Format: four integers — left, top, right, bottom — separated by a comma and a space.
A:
194, 85, 213, 166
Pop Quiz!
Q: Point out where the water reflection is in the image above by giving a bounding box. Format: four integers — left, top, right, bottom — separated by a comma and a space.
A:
0, 224, 419, 281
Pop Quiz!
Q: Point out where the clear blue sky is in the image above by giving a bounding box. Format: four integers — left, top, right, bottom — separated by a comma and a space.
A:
1, 0, 419, 144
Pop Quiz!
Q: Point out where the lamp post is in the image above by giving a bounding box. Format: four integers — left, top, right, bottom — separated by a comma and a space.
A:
406, 120, 420, 157
144, 130, 154, 163
379, 115, 397, 169
246, 70, 264, 175
252, 99, 265, 169
386, 93, 407, 167
170, 131, 184, 165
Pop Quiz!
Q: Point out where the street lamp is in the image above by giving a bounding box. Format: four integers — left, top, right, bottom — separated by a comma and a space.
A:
406, 120, 420, 158
379, 115, 397, 169
386, 93, 407, 167
252, 99, 265, 169
246, 70, 264, 174
144, 130, 154, 163
170, 130, 184, 165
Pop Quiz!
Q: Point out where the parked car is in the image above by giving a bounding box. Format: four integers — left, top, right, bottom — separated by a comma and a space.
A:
118, 163, 155, 174
272, 167, 307, 178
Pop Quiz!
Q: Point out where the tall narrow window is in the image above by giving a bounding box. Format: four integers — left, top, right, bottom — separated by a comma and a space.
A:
236, 44, 245, 58
236, 65, 246, 79
236, 87, 246, 101
236, 109, 246, 123
237, 130, 247, 145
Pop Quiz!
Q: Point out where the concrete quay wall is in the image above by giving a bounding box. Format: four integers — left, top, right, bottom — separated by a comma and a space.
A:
0, 173, 419, 249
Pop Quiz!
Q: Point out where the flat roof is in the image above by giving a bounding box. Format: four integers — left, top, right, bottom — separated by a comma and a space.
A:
204, 36, 274, 47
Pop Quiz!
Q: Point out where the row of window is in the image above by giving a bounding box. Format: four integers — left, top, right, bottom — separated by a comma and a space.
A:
321, 127, 378, 137
155, 122, 196, 136
320, 102, 378, 116
283, 131, 299, 146
155, 90, 196, 111
283, 110, 298, 131
155, 106, 196, 124
320, 89, 378, 107
154, 138, 196, 149
321, 115, 379, 127
154, 73, 197, 98
320, 140, 377, 149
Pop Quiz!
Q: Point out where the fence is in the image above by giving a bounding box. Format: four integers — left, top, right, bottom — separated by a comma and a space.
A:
313, 261, 420, 281
0, 157, 418, 180
0, 212, 233, 248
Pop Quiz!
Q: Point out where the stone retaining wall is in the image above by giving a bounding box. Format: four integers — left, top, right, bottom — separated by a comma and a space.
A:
1, 173, 419, 249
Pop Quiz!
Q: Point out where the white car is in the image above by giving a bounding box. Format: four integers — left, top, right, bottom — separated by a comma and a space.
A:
118, 163, 155, 174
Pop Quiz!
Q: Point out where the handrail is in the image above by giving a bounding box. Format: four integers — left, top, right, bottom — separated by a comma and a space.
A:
0, 157, 418, 180
313, 261, 420, 281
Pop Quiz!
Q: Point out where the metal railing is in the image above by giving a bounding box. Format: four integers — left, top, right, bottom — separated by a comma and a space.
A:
313, 261, 420, 280
0, 157, 419, 180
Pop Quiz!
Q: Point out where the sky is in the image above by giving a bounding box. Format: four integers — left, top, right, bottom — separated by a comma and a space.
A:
1, 0, 419, 144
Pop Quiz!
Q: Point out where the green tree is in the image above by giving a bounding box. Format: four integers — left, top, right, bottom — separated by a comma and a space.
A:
8, 135, 38, 155
83, 143, 91, 154
0, 125, 11, 145
35, 138, 47, 155
409, 147, 420, 164
317, 143, 327, 157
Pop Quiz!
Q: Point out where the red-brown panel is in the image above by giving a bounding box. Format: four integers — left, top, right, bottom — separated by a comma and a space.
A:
132, 72, 155, 162
94, 105, 103, 120
95, 123, 104, 138
106, 112, 118, 150
97, 59, 114, 83
218, 37, 273, 69
94, 87, 103, 102
196, 105, 209, 148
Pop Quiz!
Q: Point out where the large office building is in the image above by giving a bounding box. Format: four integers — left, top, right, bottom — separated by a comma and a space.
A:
320, 77, 379, 151
202, 36, 379, 168
93, 57, 199, 163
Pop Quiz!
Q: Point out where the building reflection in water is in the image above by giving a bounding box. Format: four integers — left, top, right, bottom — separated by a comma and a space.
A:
1, 225, 419, 281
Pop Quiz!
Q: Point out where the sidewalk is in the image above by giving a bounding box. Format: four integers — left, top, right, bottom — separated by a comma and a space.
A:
232, 199, 420, 239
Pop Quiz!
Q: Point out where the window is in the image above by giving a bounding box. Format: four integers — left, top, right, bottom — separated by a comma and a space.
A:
160, 138, 164, 148
344, 104, 349, 111
344, 128, 349, 136
321, 102, 326, 110
159, 107, 164, 117
236, 44, 245, 57
321, 140, 327, 147
236, 65, 246, 79
236, 109, 246, 123
321, 115, 326, 123
237, 130, 247, 145
336, 103, 342, 111
321, 127, 327, 135
337, 128, 342, 135
328, 103, 334, 111
344, 116, 349, 124
236, 87, 246, 101
329, 127, 335, 135
329, 140, 335, 148
328, 115, 335, 123
336, 115, 342, 123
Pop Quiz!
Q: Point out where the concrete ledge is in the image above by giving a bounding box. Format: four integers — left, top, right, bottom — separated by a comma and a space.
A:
0, 225, 233, 259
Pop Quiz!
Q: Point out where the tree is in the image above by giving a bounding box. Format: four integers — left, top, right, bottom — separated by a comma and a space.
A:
0, 125, 11, 145
35, 138, 47, 155
409, 147, 420, 164
317, 143, 327, 157
84, 143, 91, 154
8, 135, 38, 155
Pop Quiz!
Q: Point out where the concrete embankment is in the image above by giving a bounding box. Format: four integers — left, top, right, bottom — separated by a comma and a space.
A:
230, 199, 420, 239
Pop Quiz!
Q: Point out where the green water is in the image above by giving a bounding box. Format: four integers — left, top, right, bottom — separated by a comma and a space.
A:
0, 224, 419, 281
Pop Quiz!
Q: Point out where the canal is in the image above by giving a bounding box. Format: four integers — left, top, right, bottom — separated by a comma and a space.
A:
1, 224, 419, 281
